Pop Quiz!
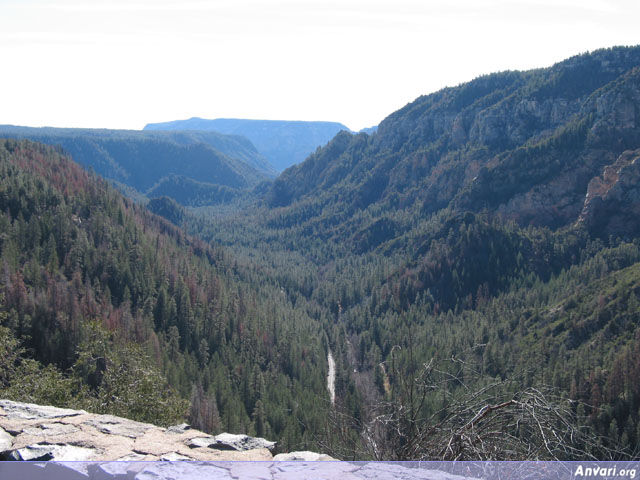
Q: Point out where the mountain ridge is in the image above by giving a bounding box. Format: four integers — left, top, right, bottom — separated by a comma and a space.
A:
4, 45, 640, 460
0, 126, 275, 206
265, 46, 640, 236
144, 117, 352, 172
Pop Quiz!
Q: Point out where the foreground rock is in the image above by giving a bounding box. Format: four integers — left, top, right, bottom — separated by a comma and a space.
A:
273, 451, 335, 461
0, 460, 480, 480
0, 399, 482, 480
0, 399, 275, 461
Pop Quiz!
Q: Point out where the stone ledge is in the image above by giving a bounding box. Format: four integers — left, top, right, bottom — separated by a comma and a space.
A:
0, 399, 281, 461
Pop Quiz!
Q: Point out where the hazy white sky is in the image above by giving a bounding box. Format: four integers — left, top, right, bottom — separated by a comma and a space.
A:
1, 0, 638, 131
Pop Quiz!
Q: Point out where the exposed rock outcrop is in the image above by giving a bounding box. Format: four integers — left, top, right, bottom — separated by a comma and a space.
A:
268, 47, 640, 238
579, 149, 640, 238
273, 451, 336, 461
0, 399, 277, 461
455, 67, 640, 229
0, 400, 483, 479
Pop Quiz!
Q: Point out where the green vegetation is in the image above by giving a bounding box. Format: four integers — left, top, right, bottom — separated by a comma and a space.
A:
182, 46, 640, 458
0, 126, 274, 205
0, 139, 327, 448
3, 46, 640, 460
147, 175, 240, 207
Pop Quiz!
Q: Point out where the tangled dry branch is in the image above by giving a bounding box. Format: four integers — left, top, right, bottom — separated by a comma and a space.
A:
319, 351, 620, 461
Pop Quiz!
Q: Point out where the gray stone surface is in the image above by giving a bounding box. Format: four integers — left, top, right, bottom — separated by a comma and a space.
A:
0, 426, 13, 451
134, 462, 231, 480
186, 436, 216, 448
43, 462, 92, 480
114, 452, 148, 461
160, 451, 192, 461
0, 459, 486, 480
82, 415, 155, 438
229, 463, 274, 480
355, 463, 472, 480
6, 443, 96, 461
0, 399, 379, 473
0, 399, 277, 462
273, 450, 335, 461
212, 432, 276, 452
92, 461, 149, 478
22, 422, 79, 436
0, 399, 85, 420
271, 461, 360, 480
166, 423, 191, 434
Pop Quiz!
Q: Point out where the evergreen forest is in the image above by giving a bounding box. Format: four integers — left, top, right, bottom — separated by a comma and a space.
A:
3, 46, 640, 460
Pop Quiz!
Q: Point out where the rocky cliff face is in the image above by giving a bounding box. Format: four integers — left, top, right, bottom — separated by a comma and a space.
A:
457, 66, 640, 229
579, 149, 640, 238
266, 47, 640, 241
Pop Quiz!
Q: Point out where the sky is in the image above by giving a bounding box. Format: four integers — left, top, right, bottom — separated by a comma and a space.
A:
1, 0, 639, 132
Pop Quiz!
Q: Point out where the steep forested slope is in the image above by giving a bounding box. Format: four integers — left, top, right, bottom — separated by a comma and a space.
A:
144, 118, 350, 172
0, 126, 275, 205
186, 46, 640, 459
0, 139, 329, 452
267, 46, 640, 237
4, 45, 640, 461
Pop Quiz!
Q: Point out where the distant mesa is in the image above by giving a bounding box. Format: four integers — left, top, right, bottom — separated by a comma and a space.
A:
144, 118, 354, 172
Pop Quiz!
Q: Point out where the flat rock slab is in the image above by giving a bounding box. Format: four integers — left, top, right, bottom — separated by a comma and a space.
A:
22, 422, 80, 437
83, 415, 155, 439
187, 436, 217, 449
213, 432, 276, 452
0, 426, 13, 451
88, 461, 149, 478
354, 463, 475, 480
229, 462, 274, 480
0, 399, 343, 465
134, 462, 232, 480
271, 461, 361, 480
273, 450, 336, 461
0, 461, 482, 480
0, 400, 86, 420
166, 423, 191, 434
0, 399, 275, 461
4, 443, 96, 461
160, 451, 193, 461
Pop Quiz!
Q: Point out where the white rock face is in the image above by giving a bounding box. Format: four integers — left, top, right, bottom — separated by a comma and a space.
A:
273, 450, 335, 461
7, 443, 96, 461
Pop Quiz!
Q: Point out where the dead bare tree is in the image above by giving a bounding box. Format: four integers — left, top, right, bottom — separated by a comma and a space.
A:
318, 347, 619, 461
